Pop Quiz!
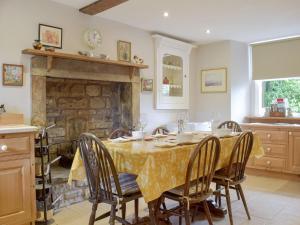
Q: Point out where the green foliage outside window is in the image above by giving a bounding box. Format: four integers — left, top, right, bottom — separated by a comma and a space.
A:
263, 79, 300, 113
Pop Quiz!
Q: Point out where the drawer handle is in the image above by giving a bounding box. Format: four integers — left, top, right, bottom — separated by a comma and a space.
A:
289, 132, 292, 136
266, 160, 271, 165
0, 144, 8, 153
266, 147, 271, 153
267, 134, 271, 139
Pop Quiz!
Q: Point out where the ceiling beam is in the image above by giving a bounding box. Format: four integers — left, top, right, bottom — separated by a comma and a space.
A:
79, 0, 128, 15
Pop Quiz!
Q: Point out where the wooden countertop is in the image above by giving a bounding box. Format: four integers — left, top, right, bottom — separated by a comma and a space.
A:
0, 125, 38, 134
241, 122, 300, 131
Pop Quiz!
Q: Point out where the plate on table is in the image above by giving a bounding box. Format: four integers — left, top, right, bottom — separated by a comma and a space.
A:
154, 141, 177, 148
217, 132, 241, 138
109, 137, 131, 143
152, 133, 168, 138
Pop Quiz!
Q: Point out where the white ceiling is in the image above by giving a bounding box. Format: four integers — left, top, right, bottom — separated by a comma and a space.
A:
51, 0, 300, 44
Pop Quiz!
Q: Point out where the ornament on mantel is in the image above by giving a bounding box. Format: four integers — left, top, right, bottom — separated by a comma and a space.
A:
33, 40, 43, 50
133, 55, 144, 64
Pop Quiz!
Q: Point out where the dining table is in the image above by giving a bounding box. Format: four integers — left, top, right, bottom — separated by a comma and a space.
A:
68, 132, 264, 225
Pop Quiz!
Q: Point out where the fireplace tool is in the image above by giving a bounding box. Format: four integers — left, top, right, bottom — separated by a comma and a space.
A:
35, 124, 64, 224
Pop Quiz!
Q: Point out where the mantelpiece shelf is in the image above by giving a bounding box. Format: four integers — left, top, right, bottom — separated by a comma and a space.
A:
22, 49, 148, 79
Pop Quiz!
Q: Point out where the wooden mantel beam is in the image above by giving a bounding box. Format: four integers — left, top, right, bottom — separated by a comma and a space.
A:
79, 0, 128, 15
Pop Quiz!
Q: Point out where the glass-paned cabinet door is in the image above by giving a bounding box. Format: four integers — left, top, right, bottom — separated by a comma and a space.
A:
153, 34, 194, 109
162, 54, 183, 97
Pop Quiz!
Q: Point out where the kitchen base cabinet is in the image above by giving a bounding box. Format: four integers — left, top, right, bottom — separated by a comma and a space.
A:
242, 123, 300, 175
288, 131, 300, 173
0, 129, 36, 225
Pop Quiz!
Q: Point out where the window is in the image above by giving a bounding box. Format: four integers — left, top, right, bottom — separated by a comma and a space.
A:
262, 78, 300, 113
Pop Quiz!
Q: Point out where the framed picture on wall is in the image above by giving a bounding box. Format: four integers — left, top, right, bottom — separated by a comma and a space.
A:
117, 40, 131, 62
2, 64, 24, 86
39, 24, 63, 49
201, 68, 227, 93
141, 78, 153, 92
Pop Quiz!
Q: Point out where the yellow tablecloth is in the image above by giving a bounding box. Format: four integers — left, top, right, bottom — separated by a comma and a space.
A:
68, 135, 264, 203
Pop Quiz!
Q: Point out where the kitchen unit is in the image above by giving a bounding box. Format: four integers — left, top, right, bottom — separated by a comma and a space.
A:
0, 125, 37, 225
153, 34, 194, 109
242, 117, 300, 175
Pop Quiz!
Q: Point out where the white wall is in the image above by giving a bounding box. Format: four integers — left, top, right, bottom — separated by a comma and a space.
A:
230, 41, 251, 122
191, 41, 250, 123
0, 0, 192, 131
191, 41, 231, 122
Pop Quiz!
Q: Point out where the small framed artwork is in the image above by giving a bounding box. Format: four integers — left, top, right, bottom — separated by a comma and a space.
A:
117, 40, 131, 62
141, 78, 153, 92
2, 64, 24, 86
39, 24, 63, 49
201, 68, 227, 93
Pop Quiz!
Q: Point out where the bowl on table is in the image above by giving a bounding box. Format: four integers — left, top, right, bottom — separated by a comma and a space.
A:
132, 131, 144, 140
215, 128, 232, 137
176, 132, 194, 142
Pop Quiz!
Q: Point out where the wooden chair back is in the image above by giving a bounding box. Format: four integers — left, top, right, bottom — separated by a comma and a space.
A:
226, 131, 254, 181
218, 121, 242, 132
152, 126, 169, 135
108, 128, 131, 139
78, 133, 122, 203
184, 136, 220, 198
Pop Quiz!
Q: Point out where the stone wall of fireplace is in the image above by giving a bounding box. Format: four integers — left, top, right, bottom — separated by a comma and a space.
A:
46, 77, 132, 155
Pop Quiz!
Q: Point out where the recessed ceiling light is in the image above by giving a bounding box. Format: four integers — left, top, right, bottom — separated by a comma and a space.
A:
206, 29, 211, 34
163, 12, 169, 17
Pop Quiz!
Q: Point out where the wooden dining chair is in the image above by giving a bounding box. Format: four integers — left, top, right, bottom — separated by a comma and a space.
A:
78, 133, 142, 225
218, 121, 242, 132
108, 128, 131, 139
213, 131, 254, 225
152, 126, 169, 135
160, 136, 221, 225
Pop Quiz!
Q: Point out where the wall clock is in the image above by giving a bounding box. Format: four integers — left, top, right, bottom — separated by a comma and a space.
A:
84, 29, 102, 49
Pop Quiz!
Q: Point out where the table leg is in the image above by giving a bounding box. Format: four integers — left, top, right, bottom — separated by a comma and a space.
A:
206, 199, 227, 217
148, 199, 159, 225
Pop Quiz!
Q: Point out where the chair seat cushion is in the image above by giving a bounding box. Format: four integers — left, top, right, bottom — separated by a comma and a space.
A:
166, 181, 212, 198
110, 173, 140, 196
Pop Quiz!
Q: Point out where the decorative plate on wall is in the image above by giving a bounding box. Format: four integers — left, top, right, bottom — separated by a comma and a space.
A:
84, 29, 102, 49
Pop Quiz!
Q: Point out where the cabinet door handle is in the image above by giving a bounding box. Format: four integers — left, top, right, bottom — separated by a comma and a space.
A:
289, 132, 292, 136
0, 144, 8, 153
267, 134, 271, 139
266, 147, 271, 153
266, 160, 271, 165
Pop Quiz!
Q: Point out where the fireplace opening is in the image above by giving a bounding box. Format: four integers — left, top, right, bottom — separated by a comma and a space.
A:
46, 77, 133, 165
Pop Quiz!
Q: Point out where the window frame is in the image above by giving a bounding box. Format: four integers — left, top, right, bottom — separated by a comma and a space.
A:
254, 77, 300, 117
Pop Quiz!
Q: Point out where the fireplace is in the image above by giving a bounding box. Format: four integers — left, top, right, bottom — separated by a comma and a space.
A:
30, 55, 142, 207
31, 55, 140, 156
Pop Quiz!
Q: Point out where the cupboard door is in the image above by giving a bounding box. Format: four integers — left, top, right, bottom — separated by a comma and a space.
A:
288, 131, 300, 174
0, 158, 32, 225
153, 35, 194, 109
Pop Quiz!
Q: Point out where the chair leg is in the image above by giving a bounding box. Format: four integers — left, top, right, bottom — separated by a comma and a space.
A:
121, 203, 126, 220
184, 207, 191, 225
134, 199, 139, 222
89, 202, 98, 225
109, 204, 116, 225
237, 184, 251, 220
161, 198, 171, 224
235, 185, 240, 200
203, 201, 213, 225
179, 202, 182, 225
225, 185, 234, 225
215, 183, 219, 203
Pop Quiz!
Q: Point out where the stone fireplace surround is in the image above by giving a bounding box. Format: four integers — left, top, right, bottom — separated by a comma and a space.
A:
31, 56, 141, 151
30, 55, 141, 207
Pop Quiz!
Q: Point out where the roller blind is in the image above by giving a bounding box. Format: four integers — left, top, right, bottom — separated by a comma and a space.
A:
252, 37, 300, 80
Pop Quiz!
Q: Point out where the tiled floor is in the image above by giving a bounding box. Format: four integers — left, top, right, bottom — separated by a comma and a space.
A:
53, 174, 300, 225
